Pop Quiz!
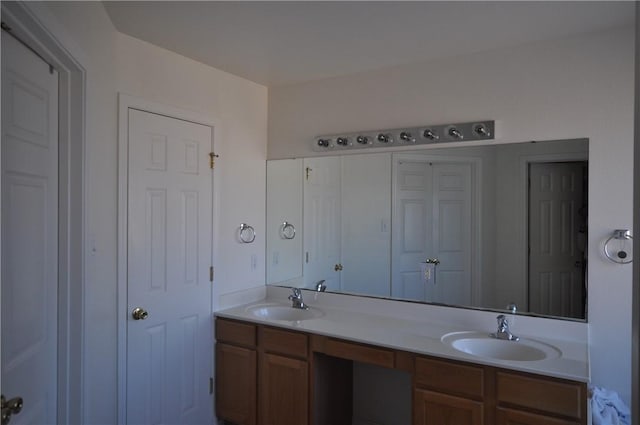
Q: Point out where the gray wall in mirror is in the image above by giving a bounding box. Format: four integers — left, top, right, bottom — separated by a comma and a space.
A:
266, 139, 588, 320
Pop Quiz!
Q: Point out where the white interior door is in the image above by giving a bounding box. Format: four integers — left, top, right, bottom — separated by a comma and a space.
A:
392, 160, 432, 301
528, 162, 586, 318
392, 159, 473, 304
340, 154, 391, 297
1, 33, 59, 424
303, 157, 341, 291
126, 109, 213, 424
430, 163, 473, 305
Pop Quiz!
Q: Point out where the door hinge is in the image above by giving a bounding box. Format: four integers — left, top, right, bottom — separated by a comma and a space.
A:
209, 266, 214, 282
209, 377, 214, 394
209, 152, 219, 169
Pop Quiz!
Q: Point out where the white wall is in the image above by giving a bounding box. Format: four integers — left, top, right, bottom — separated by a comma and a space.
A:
269, 27, 636, 404
26, 2, 268, 423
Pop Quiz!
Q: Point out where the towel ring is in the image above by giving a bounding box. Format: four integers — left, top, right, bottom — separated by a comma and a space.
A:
604, 229, 632, 264
280, 221, 296, 240
238, 223, 256, 244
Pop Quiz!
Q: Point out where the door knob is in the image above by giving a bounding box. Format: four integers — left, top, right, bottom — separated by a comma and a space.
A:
131, 307, 149, 320
2, 394, 24, 425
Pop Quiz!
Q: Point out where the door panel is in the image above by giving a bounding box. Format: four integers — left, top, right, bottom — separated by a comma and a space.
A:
528, 162, 586, 318
2, 32, 58, 424
126, 109, 213, 424
303, 157, 341, 291
393, 160, 474, 305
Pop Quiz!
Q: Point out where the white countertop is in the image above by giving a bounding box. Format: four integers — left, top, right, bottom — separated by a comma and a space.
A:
215, 291, 590, 383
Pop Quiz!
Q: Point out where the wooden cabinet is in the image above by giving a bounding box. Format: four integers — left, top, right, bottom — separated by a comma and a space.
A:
259, 326, 310, 425
216, 343, 257, 425
414, 389, 484, 425
496, 408, 581, 425
214, 317, 587, 425
215, 319, 258, 425
260, 353, 309, 425
495, 371, 586, 425
414, 357, 486, 425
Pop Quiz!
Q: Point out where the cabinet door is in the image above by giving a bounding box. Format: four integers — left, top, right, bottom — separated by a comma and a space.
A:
260, 353, 309, 425
497, 408, 579, 425
216, 343, 257, 425
414, 388, 483, 425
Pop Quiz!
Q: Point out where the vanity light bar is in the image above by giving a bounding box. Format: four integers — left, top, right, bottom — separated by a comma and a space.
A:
312, 120, 495, 152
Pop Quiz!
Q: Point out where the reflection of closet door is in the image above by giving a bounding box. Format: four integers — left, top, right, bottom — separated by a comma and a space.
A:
528, 162, 585, 319
431, 163, 472, 306
303, 157, 342, 291
393, 160, 473, 305
341, 154, 391, 297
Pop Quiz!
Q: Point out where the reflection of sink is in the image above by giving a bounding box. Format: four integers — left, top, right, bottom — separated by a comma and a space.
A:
441, 331, 561, 361
246, 304, 324, 321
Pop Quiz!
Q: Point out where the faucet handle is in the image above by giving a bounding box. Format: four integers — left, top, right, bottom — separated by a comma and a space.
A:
496, 314, 508, 329
291, 287, 301, 297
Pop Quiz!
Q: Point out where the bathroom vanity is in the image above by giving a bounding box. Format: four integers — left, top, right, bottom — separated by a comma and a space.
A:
214, 296, 589, 425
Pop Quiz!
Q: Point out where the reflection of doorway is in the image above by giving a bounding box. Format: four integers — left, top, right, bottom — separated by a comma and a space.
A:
392, 157, 478, 305
528, 161, 587, 319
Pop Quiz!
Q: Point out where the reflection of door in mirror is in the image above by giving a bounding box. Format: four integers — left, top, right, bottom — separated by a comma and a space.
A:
528, 161, 587, 319
392, 157, 477, 305
303, 157, 342, 291
302, 154, 392, 295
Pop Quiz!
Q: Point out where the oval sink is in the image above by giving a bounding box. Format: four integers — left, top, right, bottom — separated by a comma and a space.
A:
246, 304, 324, 321
441, 331, 561, 361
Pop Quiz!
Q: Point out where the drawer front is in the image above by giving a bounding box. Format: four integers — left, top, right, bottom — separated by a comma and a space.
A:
415, 357, 484, 400
261, 326, 309, 359
215, 318, 257, 348
496, 371, 586, 421
323, 338, 395, 368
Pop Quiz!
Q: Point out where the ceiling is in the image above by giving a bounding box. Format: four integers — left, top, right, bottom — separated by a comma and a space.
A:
103, 1, 635, 87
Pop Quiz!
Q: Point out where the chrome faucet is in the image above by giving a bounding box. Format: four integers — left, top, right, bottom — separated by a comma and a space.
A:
288, 288, 308, 310
490, 314, 519, 341
315, 280, 327, 292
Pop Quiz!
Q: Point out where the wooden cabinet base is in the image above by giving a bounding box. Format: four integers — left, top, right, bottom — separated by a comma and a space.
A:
215, 343, 256, 425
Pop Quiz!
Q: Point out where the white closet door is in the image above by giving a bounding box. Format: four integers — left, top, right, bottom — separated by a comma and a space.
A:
1, 33, 59, 424
126, 109, 213, 425
303, 157, 342, 291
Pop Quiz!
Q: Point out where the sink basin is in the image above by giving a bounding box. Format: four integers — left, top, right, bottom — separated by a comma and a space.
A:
246, 304, 324, 322
441, 331, 561, 361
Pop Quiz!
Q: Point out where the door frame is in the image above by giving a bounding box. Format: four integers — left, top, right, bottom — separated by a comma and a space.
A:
116, 94, 218, 424
391, 153, 483, 305
518, 150, 588, 313
1, 3, 86, 424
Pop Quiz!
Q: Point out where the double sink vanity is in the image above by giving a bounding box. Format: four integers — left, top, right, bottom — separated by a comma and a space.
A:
219, 138, 591, 424
215, 287, 589, 425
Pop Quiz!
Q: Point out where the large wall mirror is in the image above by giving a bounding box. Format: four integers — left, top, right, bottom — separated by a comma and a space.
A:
267, 139, 588, 321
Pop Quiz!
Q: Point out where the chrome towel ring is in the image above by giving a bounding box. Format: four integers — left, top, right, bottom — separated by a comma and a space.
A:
280, 221, 296, 240
604, 229, 632, 264
239, 223, 256, 244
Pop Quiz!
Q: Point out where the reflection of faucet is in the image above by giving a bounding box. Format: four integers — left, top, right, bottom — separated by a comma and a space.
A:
288, 288, 308, 310
490, 315, 519, 341
315, 280, 327, 292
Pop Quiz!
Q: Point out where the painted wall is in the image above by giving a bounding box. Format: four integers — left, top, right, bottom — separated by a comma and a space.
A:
26, 2, 267, 423
269, 27, 635, 404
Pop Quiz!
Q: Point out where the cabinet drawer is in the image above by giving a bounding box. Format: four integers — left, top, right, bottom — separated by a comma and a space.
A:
261, 326, 308, 359
497, 407, 580, 425
324, 338, 395, 368
415, 357, 485, 400
215, 318, 256, 348
496, 371, 586, 421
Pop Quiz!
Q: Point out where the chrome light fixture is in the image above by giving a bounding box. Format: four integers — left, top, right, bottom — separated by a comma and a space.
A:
313, 120, 495, 152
